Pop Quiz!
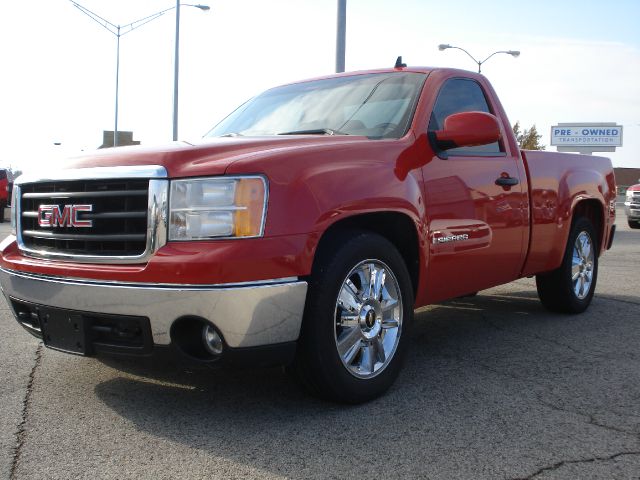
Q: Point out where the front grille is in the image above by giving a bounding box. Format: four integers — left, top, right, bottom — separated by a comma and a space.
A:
19, 179, 149, 257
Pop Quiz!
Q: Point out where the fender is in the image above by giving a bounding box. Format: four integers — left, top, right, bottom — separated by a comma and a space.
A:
225, 136, 429, 280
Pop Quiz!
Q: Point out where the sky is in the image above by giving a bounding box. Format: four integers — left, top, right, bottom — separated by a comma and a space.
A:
0, 0, 639, 172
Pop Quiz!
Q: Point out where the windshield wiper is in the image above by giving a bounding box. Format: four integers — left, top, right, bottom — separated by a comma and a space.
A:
219, 132, 244, 137
277, 128, 349, 136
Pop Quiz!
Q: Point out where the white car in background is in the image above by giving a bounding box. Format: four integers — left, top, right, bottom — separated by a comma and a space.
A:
626, 184, 640, 229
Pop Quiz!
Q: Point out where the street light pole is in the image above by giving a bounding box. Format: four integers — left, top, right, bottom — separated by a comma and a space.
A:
438, 44, 520, 73
335, 0, 346, 73
172, 3, 211, 140
69, 1, 209, 147
173, 1, 181, 141
172, 3, 210, 140
115, 26, 121, 146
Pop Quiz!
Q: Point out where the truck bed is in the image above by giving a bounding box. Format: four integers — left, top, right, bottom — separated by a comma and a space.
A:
521, 150, 616, 276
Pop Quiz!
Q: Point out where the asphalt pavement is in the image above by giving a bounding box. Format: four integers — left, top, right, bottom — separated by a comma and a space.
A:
1, 209, 639, 479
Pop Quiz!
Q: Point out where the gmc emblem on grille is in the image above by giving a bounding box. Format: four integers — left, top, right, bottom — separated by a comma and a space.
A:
38, 205, 93, 228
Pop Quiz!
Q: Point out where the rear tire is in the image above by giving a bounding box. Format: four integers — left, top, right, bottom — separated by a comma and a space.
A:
291, 231, 414, 404
628, 220, 640, 229
536, 217, 598, 314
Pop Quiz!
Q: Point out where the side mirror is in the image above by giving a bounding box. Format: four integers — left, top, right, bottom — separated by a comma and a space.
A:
433, 111, 501, 150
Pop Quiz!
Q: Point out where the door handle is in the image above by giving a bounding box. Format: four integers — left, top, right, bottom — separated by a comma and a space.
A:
495, 176, 519, 187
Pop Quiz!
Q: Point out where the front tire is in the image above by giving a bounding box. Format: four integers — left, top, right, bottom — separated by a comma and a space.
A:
628, 220, 640, 229
292, 231, 414, 403
536, 217, 598, 313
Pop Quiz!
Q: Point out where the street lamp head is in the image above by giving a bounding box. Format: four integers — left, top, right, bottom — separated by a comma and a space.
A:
182, 3, 211, 10
438, 44, 451, 51
507, 50, 520, 57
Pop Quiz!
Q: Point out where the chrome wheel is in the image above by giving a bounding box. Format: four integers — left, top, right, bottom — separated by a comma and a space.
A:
572, 231, 594, 299
334, 260, 402, 379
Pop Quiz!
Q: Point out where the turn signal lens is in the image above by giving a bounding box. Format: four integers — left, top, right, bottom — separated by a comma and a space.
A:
234, 178, 266, 237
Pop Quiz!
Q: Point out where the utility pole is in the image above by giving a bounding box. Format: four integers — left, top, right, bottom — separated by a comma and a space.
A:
115, 26, 121, 146
335, 0, 346, 73
173, 0, 181, 141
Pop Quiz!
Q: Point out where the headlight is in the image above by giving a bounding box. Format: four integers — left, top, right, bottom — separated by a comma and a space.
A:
627, 190, 634, 201
169, 176, 267, 241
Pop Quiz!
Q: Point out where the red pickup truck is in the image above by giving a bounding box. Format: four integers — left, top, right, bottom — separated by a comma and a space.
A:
0, 66, 616, 403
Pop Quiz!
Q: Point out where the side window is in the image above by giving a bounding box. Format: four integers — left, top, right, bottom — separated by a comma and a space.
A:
428, 78, 503, 155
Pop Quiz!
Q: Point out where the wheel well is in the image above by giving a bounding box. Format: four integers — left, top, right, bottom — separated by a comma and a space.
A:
573, 200, 604, 252
313, 212, 420, 295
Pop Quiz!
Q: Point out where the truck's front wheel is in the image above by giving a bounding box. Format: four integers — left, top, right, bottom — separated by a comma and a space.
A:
292, 231, 414, 403
536, 217, 598, 313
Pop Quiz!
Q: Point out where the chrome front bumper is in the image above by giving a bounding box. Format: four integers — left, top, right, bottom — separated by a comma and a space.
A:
0, 268, 308, 348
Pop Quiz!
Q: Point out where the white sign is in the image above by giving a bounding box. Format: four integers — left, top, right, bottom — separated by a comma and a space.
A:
551, 124, 623, 147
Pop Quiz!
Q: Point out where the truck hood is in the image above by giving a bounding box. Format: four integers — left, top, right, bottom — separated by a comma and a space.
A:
61, 136, 370, 178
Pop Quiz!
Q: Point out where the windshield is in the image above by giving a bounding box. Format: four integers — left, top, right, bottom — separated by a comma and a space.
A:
206, 72, 426, 139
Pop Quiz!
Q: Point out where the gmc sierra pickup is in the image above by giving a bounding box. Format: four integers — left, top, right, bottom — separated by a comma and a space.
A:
0, 66, 616, 403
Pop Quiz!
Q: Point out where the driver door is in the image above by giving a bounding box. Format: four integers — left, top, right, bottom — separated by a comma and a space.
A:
422, 78, 528, 302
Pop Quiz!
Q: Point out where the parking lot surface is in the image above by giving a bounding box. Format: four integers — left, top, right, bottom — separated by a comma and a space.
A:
1, 209, 639, 479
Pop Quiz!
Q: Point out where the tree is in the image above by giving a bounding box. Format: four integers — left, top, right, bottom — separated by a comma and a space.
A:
512, 121, 545, 150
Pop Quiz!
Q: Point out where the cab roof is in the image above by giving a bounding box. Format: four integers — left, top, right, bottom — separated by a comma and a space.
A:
278, 66, 483, 88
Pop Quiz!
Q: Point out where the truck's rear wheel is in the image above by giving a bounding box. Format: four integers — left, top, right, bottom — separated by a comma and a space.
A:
536, 217, 598, 313
292, 231, 414, 403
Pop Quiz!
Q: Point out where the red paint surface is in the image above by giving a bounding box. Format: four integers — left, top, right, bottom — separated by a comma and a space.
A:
0, 67, 616, 308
